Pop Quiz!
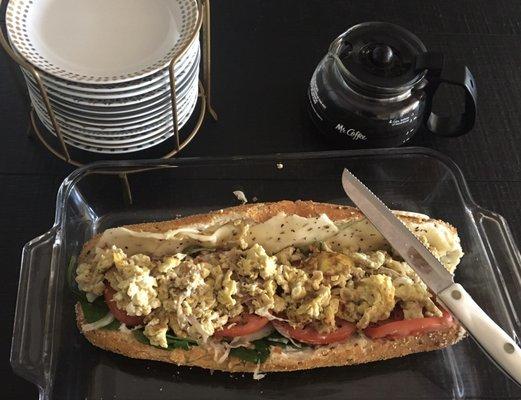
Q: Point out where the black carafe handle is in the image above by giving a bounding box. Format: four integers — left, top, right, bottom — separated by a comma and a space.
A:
416, 52, 477, 137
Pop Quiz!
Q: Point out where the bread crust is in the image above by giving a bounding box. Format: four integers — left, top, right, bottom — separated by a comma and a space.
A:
76, 200, 465, 373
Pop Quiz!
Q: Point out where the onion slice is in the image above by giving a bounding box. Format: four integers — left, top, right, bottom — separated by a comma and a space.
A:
82, 312, 115, 332
86, 292, 98, 302
272, 323, 302, 348
255, 309, 289, 322
229, 324, 274, 347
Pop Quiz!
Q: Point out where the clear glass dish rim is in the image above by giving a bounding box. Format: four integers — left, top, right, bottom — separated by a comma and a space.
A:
52, 147, 487, 228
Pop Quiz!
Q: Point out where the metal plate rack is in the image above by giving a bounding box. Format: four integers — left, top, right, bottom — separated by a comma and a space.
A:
0, 0, 217, 167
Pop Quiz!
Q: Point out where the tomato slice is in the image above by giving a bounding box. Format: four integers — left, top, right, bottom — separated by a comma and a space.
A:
272, 319, 356, 345
364, 310, 454, 339
213, 314, 269, 338
104, 285, 145, 327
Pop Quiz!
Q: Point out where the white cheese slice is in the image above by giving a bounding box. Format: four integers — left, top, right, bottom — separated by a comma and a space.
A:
406, 221, 463, 272
245, 213, 339, 253
95, 211, 462, 271
325, 219, 389, 252
326, 218, 462, 272
392, 210, 430, 220
97, 224, 237, 256
97, 213, 340, 256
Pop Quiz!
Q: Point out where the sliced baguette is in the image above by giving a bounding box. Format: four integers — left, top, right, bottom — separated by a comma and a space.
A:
76, 200, 466, 372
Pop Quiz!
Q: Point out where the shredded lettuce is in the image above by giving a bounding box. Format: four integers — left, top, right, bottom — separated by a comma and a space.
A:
228, 332, 304, 364
263, 331, 302, 348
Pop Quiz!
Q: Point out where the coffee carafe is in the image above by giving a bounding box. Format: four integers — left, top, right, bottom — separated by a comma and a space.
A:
307, 22, 477, 148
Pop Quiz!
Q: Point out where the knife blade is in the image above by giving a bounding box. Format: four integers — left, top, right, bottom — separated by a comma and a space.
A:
341, 169, 454, 295
341, 168, 521, 386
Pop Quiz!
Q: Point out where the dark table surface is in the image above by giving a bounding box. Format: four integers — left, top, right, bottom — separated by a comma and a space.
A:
2, 0, 521, 398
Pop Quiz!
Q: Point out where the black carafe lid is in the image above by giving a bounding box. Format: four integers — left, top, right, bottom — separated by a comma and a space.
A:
329, 22, 427, 95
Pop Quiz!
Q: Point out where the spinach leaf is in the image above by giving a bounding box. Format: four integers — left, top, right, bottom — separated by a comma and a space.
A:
166, 337, 197, 350
166, 332, 197, 350
229, 339, 270, 364
79, 296, 109, 323
103, 319, 122, 331
133, 329, 196, 350
71, 255, 120, 330
133, 329, 151, 345
78, 295, 121, 330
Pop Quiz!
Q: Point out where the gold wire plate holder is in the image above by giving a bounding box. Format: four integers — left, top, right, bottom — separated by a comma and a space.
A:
0, 0, 217, 168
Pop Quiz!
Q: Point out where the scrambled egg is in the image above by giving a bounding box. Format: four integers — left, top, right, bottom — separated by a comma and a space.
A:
77, 246, 161, 316
339, 275, 395, 328
77, 241, 443, 347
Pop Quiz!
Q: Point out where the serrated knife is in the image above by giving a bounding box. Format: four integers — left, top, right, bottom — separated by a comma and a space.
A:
341, 168, 521, 386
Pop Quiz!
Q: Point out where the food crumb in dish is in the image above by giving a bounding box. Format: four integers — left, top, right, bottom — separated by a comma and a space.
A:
276, 162, 284, 169
253, 363, 266, 380
233, 190, 248, 204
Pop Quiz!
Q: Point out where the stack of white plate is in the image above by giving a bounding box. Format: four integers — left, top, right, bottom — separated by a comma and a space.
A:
6, 0, 200, 154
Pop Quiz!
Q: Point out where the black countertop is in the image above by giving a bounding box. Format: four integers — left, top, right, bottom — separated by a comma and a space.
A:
1, 1, 521, 398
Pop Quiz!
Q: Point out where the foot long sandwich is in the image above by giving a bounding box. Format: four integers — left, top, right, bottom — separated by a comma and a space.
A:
74, 201, 466, 374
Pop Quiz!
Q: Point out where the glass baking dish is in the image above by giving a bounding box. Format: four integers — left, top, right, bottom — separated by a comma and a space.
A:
12, 147, 521, 400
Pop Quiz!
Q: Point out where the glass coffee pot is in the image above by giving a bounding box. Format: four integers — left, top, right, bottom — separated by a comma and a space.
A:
307, 22, 477, 148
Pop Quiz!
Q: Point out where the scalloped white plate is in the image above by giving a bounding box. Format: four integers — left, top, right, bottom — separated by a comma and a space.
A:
21, 40, 200, 98
35, 79, 198, 149
26, 66, 197, 120
29, 78, 197, 136
32, 81, 198, 152
29, 98, 175, 125
7, 0, 199, 84
24, 52, 198, 108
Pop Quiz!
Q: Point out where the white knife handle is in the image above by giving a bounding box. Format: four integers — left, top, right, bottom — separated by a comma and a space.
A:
439, 283, 521, 385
